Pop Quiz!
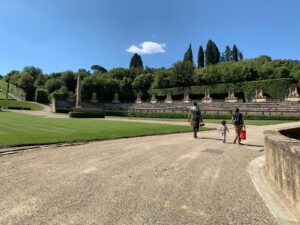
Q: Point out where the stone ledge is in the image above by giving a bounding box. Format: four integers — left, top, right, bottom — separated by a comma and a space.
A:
264, 127, 300, 212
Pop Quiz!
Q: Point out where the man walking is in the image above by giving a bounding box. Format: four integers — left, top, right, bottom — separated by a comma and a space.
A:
188, 102, 202, 138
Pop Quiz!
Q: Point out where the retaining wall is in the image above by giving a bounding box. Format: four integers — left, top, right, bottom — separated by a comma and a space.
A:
264, 128, 300, 211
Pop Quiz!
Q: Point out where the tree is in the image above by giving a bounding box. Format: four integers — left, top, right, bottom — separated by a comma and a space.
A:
170, 61, 195, 87
45, 78, 63, 93
132, 73, 153, 93
17, 73, 35, 100
60, 71, 77, 92
205, 40, 220, 65
91, 65, 107, 74
22, 66, 43, 80
183, 43, 194, 64
5, 70, 21, 85
238, 51, 243, 60
197, 46, 204, 68
232, 45, 239, 61
225, 46, 232, 61
130, 53, 143, 68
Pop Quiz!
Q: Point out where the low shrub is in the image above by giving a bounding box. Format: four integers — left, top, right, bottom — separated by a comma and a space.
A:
7, 106, 31, 110
69, 111, 105, 118
55, 108, 73, 114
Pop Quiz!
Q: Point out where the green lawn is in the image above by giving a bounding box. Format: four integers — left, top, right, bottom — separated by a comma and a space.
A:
106, 116, 298, 126
0, 112, 208, 148
0, 100, 43, 110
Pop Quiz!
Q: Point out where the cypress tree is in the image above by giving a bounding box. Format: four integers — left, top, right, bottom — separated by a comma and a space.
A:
130, 53, 143, 68
183, 43, 194, 64
205, 40, 214, 65
205, 40, 220, 65
232, 45, 239, 61
197, 46, 205, 68
225, 46, 231, 61
238, 51, 244, 60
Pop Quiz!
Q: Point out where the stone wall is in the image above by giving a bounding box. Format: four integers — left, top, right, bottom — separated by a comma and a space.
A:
264, 128, 300, 211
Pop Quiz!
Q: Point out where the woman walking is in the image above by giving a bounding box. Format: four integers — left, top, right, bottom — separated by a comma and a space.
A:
188, 102, 203, 138
232, 108, 245, 144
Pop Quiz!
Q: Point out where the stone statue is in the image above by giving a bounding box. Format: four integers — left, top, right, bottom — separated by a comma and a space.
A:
91, 92, 98, 103
289, 84, 299, 98
112, 92, 120, 103
202, 90, 212, 103
252, 88, 266, 102
135, 93, 142, 104
286, 84, 300, 102
150, 94, 157, 104
183, 92, 191, 103
165, 92, 173, 103
225, 90, 237, 103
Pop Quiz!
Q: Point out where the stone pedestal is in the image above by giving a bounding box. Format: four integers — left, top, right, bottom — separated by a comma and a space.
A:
112, 93, 120, 103
135, 94, 142, 104
252, 89, 267, 102
285, 84, 300, 102
165, 93, 173, 104
90, 92, 98, 103
202, 90, 212, 103
183, 92, 191, 103
150, 94, 157, 104
225, 90, 238, 103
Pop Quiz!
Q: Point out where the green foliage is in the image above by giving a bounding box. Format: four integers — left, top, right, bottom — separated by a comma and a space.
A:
45, 78, 63, 93
91, 65, 107, 74
130, 53, 143, 68
51, 86, 69, 100
170, 61, 195, 87
55, 108, 73, 114
232, 45, 238, 61
197, 46, 205, 68
183, 43, 194, 64
69, 111, 106, 118
0, 79, 26, 100
205, 40, 220, 65
225, 46, 232, 61
241, 78, 291, 100
35, 88, 49, 104
132, 73, 153, 97
60, 71, 77, 92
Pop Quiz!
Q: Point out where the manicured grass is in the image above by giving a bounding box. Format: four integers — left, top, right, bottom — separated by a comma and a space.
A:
106, 116, 298, 126
0, 112, 209, 148
0, 100, 43, 110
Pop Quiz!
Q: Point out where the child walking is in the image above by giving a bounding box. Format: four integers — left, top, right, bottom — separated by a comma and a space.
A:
218, 120, 229, 143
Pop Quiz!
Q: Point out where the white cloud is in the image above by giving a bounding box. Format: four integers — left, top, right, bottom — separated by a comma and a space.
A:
126, 41, 166, 55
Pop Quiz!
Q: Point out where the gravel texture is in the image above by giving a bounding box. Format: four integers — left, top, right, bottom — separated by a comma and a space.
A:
0, 124, 280, 225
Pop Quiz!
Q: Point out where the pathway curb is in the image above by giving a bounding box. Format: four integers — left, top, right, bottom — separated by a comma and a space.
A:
249, 156, 300, 225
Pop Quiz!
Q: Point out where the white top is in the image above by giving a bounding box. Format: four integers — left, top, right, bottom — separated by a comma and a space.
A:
219, 124, 229, 133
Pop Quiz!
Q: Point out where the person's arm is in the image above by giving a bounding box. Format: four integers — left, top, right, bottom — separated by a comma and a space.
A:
188, 111, 191, 122
242, 115, 246, 129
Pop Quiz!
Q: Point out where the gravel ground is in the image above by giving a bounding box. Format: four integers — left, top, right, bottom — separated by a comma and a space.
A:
0, 126, 279, 225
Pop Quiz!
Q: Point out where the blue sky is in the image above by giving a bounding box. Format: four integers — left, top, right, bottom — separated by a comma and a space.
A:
1, 0, 300, 75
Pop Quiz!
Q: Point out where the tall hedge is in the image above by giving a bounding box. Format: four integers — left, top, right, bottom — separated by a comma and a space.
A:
35, 88, 49, 104
241, 78, 291, 100
150, 78, 293, 100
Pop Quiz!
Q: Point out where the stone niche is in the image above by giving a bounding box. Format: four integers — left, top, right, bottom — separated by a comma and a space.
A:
264, 128, 300, 211
150, 94, 157, 104
135, 94, 142, 104
285, 84, 300, 102
183, 92, 191, 103
225, 90, 237, 103
165, 93, 173, 104
202, 90, 212, 103
252, 88, 266, 102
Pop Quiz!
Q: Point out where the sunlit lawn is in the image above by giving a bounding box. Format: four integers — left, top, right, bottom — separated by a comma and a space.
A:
0, 112, 210, 148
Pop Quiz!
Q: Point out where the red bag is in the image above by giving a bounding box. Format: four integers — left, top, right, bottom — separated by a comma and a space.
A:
240, 129, 246, 140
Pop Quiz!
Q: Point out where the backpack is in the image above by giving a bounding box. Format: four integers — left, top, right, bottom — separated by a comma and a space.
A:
192, 106, 201, 120
233, 112, 243, 125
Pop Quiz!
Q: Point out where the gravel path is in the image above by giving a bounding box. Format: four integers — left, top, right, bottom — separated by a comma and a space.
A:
0, 128, 279, 225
